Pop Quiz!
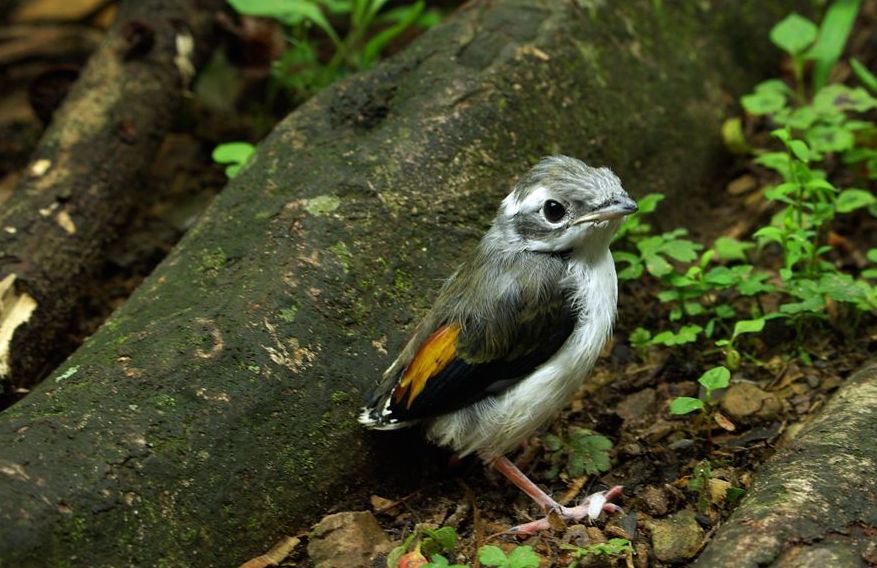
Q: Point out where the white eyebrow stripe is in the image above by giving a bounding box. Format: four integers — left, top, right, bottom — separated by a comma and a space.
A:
518, 185, 550, 211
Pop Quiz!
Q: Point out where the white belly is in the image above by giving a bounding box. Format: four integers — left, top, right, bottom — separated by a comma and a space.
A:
426, 250, 617, 458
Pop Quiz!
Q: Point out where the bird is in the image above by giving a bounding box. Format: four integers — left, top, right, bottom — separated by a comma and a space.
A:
359, 155, 637, 532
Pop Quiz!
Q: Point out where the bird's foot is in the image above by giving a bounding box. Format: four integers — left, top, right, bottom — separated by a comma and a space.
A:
509, 485, 624, 535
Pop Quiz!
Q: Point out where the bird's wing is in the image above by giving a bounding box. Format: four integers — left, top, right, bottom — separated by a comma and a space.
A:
364, 272, 575, 426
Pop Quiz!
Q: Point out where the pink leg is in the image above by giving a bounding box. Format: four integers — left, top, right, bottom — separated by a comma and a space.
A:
492, 456, 558, 509
491, 456, 623, 534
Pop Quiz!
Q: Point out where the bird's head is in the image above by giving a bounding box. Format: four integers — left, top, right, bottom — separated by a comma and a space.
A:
495, 156, 637, 255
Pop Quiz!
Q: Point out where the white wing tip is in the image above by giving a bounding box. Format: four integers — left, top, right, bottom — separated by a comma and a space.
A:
358, 405, 411, 431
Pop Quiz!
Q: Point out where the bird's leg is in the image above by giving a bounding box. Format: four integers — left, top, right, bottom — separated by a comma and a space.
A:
491, 456, 623, 535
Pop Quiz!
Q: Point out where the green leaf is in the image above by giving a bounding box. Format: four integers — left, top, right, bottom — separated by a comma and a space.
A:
741, 80, 790, 115
785, 106, 818, 129
506, 545, 540, 568
212, 141, 256, 178
360, 2, 425, 67
228, 0, 340, 44
651, 325, 702, 346
754, 152, 791, 178
780, 296, 825, 314
670, 397, 704, 415
629, 327, 652, 348
643, 252, 673, 277
851, 57, 877, 94
478, 545, 509, 566
660, 238, 702, 263
637, 193, 665, 214
542, 433, 563, 452
704, 266, 739, 287
836, 189, 876, 213
568, 432, 613, 475
741, 90, 786, 115
425, 554, 450, 568
819, 272, 870, 304
806, 125, 854, 155
613, 251, 644, 281
715, 303, 737, 319
713, 236, 753, 262
867, 249, 877, 263
726, 487, 746, 507
732, 318, 765, 338
722, 117, 751, 154
806, 0, 862, 92
788, 139, 810, 163
698, 366, 731, 392
814, 84, 877, 113
770, 13, 818, 55
422, 526, 457, 554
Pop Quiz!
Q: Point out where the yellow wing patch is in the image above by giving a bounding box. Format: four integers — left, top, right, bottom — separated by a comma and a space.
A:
393, 324, 461, 408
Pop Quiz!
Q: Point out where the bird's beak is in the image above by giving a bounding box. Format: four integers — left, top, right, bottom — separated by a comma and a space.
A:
572, 196, 638, 225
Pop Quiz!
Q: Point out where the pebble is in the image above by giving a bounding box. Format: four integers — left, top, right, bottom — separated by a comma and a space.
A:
307, 511, 392, 568
640, 485, 670, 516
720, 383, 783, 423
648, 510, 704, 563
616, 388, 657, 425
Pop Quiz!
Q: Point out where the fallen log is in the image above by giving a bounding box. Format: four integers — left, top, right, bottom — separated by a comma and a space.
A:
0, 0, 223, 396
0, 1, 800, 566
695, 359, 877, 567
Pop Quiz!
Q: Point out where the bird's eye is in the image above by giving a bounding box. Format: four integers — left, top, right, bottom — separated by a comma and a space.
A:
542, 200, 566, 223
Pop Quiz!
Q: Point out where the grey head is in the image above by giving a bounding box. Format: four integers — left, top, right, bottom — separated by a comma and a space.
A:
494, 155, 637, 254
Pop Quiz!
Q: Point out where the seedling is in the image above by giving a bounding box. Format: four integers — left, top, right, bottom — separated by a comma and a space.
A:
212, 142, 255, 178
670, 367, 734, 443
686, 460, 713, 513
559, 538, 633, 567
542, 428, 613, 481
388, 525, 464, 568
670, 366, 730, 416
477, 545, 540, 568
226, 0, 440, 101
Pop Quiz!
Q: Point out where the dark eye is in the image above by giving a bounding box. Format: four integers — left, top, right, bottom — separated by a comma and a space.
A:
542, 200, 566, 223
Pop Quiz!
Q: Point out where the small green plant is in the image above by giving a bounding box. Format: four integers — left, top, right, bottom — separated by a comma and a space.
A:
670, 366, 730, 417
559, 538, 633, 567
477, 545, 540, 568
618, 0, 877, 366
424, 555, 467, 568
212, 142, 256, 178
542, 428, 613, 481
388, 525, 465, 568
686, 460, 713, 513
227, 0, 440, 101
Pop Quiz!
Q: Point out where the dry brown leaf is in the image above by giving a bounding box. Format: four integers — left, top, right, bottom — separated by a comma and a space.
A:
713, 411, 736, 432
726, 174, 756, 196
238, 536, 300, 568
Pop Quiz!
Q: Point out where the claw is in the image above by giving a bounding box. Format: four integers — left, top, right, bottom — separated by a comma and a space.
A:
508, 486, 625, 536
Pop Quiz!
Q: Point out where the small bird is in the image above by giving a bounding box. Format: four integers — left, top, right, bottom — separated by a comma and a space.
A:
359, 155, 636, 532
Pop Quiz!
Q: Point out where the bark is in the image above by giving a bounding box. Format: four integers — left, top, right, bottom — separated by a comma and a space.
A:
0, 1, 801, 566
0, 0, 222, 395
695, 359, 877, 568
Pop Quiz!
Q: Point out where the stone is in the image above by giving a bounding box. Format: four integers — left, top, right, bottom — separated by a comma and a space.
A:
720, 383, 783, 423
640, 485, 670, 516
307, 511, 392, 568
649, 510, 704, 563
616, 388, 656, 425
